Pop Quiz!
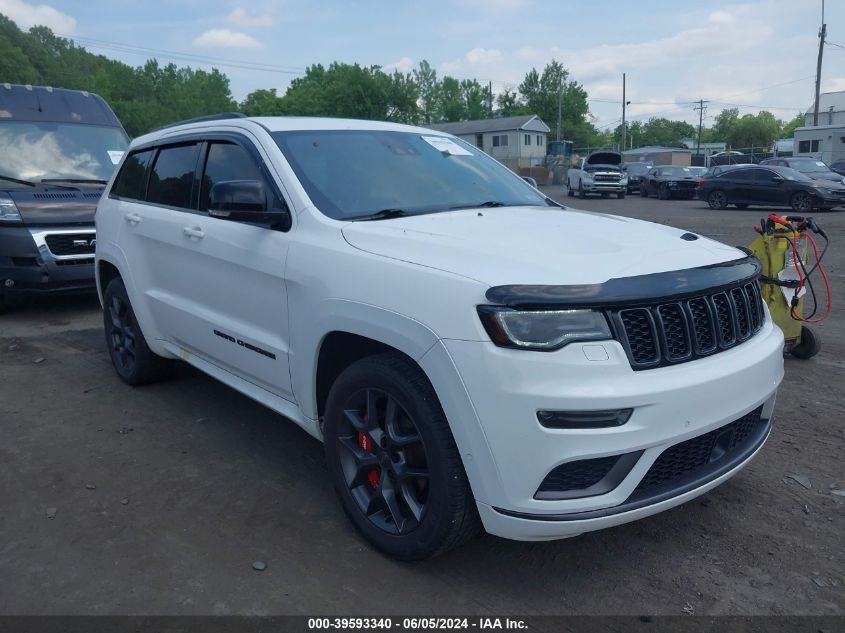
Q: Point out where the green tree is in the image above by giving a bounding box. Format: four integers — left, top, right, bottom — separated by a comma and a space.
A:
413, 60, 438, 124
711, 108, 739, 142
780, 112, 806, 138
725, 111, 781, 149
240, 88, 285, 116
495, 89, 529, 117
436, 76, 464, 122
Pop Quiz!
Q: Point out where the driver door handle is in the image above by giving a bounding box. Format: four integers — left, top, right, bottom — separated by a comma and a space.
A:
124, 213, 142, 225
183, 226, 205, 239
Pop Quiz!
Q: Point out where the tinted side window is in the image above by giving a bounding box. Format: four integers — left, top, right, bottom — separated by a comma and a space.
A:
729, 169, 756, 181
750, 169, 775, 181
146, 144, 200, 209
111, 149, 154, 201
199, 142, 277, 211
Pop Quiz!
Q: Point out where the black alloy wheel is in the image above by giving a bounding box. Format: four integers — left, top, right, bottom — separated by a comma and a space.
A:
790, 191, 813, 213
658, 183, 671, 200
103, 278, 173, 385
336, 387, 429, 535
107, 292, 138, 375
708, 190, 728, 210
323, 353, 480, 560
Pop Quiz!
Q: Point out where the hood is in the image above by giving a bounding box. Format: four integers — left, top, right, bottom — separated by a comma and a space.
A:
341, 206, 743, 287
586, 151, 623, 167
6, 188, 102, 225
805, 170, 844, 183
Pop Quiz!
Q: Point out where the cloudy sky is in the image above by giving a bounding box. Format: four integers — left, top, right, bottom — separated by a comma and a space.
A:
2, 0, 844, 129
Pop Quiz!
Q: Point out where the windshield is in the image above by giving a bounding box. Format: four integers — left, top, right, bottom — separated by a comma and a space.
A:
787, 159, 830, 173
662, 166, 695, 177
271, 130, 548, 220
0, 122, 129, 183
623, 163, 650, 175
780, 167, 814, 182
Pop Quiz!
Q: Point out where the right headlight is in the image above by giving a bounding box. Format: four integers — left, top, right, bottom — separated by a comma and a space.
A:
0, 196, 22, 222
477, 307, 612, 351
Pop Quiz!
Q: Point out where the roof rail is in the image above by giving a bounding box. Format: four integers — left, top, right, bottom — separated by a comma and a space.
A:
153, 112, 247, 132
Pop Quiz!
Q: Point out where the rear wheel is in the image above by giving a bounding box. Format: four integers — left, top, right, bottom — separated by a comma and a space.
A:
790, 191, 813, 213
791, 326, 820, 359
323, 352, 480, 560
707, 190, 728, 210
103, 278, 173, 385
567, 182, 574, 197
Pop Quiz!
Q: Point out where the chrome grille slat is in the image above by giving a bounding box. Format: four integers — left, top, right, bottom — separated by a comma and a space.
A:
613, 281, 765, 370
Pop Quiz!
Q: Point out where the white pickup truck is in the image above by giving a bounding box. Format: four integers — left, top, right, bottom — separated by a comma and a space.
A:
567, 150, 627, 199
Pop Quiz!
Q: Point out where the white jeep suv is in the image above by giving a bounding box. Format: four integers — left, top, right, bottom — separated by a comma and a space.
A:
95, 114, 784, 560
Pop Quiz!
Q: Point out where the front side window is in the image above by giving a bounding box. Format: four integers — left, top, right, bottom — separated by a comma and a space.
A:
111, 149, 154, 201
0, 122, 128, 183
199, 142, 276, 212
146, 143, 200, 209
272, 130, 548, 220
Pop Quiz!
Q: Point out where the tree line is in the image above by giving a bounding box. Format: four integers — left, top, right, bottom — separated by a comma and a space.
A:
1, 13, 804, 150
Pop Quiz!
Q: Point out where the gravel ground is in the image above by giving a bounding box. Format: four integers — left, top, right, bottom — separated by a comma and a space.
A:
0, 191, 842, 616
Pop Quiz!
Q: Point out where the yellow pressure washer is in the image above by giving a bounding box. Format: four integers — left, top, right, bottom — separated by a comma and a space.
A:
748, 214, 831, 359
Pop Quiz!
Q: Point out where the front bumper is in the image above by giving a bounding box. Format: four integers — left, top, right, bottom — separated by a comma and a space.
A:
814, 193, 845, 208
582, 181, 625, 193
0, 225, 96, 295
440, 317, 784, 540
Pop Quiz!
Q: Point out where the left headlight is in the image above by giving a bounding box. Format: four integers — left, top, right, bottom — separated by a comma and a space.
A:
477, 307, 612, 351
0, 196, 22, 222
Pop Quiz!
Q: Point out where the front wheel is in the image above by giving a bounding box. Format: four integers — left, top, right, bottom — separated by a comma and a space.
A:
791, 326, 820, 359
103, 278, 173, 385
578, 181, 587, 199
567, 182, 574, 197
323, 352, 480, 560
657, 183, 671, 200
640, 185, 649, 197
790, 191, 813, 213
708, 190, 728, 209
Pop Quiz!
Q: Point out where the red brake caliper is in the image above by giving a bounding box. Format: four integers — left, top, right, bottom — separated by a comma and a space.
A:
358, 424, 380, 489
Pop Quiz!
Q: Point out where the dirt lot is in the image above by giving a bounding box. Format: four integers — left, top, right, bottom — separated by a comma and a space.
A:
0, 192, 843, 616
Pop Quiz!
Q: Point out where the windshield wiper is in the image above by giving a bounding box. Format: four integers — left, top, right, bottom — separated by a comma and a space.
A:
449, 200, 509, 210
0, 174, 36, 187
346, 208, 410, 221
41, 178, 108, 185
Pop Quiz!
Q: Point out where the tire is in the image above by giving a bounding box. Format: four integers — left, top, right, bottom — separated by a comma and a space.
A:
640, 184, 649, 197
567, 181, 574, 197
617, 191, 626, 199
323, 352, 480, 560
578, 181, 587, 199
790, 326, 820, 359
707, 190, 728, 210
657, 183, 670, 200
103, 278, 173, 385
790, 191, 813, 213
734, 203, 749, 209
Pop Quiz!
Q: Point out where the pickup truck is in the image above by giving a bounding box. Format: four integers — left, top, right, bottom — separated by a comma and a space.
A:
566, 151, 627, 199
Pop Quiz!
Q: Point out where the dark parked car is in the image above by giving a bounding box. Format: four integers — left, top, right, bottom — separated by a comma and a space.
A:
697, 164, 845, 212
639, 165, 700, 199
828, 159, 845, 177
759, 157, 845, 185
622, 162, 651, 193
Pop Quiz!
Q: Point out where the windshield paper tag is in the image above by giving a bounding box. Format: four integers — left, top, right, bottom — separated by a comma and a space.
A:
107, 150, 125, 165
421, 136, 472, 156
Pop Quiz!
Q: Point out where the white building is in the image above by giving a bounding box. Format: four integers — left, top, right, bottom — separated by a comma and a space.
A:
793, 124, 845, 163
427, 115, 550, 172
803, 91, 845, 126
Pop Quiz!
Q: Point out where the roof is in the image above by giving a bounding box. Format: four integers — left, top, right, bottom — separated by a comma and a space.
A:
426, 115, 550, 135
805, 91, 845, 114
132, 115, 454, 147
0, 84, 123, 128
622, 145, 692, 155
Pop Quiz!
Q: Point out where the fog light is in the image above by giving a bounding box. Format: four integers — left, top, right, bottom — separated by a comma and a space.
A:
4, 279, 14, 288
537, 409, 633, 429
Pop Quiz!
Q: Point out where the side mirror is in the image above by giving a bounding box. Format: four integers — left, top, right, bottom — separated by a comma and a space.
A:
772, 175, 784, 183
209, 180, 291, 229
522, 176, 538, 188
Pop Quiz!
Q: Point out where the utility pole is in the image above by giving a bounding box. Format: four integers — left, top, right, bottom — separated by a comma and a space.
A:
694, 99, 708, 158
487, 80, 493, 117
621, 73, 626, 152
556, 75, 563, 142
813, 0, 826, 126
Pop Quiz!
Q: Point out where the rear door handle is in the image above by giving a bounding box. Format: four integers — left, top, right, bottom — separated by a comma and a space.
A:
183, 226, 205, 239
124, 213, 142, 225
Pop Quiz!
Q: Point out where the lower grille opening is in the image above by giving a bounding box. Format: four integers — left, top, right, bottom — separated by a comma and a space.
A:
631, 405, 765, 499
535, 451, 643, 500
